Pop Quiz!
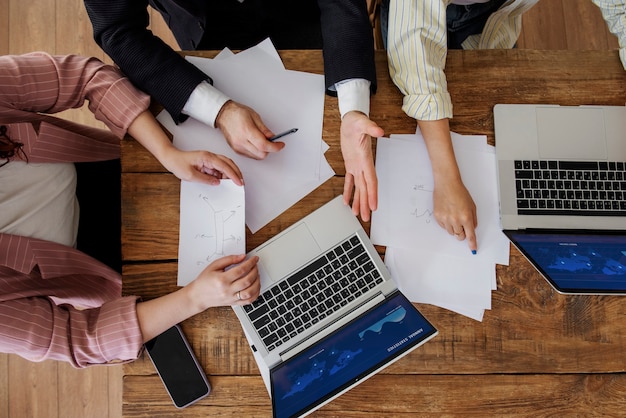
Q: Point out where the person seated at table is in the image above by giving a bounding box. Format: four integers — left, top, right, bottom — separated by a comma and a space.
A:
0, 52, 260, 368
384, 0, 626, 253
383, 0, 541, 254
83, 0, 385, 222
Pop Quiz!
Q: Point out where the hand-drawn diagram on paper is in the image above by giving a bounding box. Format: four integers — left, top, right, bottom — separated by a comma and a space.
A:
408, 181, 434, 224
177, 180, 245, 286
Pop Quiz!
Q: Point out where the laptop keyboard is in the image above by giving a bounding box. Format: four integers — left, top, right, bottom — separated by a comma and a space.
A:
514, 160, 626, 216
243, 234, 385, 352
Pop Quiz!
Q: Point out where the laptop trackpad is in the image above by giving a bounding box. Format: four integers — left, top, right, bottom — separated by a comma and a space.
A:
536, 107, 607, 160
256, 222, 321, 283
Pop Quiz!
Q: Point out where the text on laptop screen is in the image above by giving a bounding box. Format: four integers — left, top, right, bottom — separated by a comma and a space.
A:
508, 232, 626, 293
270, 292, 437, 418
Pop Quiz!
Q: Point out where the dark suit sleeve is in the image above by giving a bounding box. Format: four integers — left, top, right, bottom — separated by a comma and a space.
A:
84, 0, 210, 123
317, 0, 377, 96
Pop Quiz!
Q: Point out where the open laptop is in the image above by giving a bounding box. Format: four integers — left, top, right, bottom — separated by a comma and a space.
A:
232, 195, 438, 417
494, 104, 626, 294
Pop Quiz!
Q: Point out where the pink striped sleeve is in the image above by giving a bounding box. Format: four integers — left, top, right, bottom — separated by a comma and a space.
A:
0, 52, 150, 139
0, 292, 144, 368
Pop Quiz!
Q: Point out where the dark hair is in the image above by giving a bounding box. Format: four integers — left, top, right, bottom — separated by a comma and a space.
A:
0, 125, 27, 167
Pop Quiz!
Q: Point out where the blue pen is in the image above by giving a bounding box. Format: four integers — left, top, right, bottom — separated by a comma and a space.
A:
269, 128, 298, 142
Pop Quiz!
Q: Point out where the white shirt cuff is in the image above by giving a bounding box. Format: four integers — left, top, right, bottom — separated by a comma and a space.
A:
182, 81, 231, 128
335, 78, 371, 119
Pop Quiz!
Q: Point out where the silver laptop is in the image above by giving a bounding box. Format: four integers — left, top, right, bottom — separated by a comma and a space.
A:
494, 104, 626, 294
232, 195, 438, 417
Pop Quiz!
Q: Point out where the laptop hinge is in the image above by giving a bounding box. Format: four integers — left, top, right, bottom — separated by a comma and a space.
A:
278, 291, 386, 362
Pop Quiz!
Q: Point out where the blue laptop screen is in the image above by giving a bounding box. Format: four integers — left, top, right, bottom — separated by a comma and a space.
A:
270, 291, 437, 418
505, 231, 626, 293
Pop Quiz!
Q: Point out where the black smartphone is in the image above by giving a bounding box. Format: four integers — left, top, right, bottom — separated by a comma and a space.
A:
145, 324, 211, 408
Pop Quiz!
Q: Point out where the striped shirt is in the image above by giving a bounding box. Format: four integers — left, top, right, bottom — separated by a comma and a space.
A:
387, 0, 626, 122
0, 53, 148, 368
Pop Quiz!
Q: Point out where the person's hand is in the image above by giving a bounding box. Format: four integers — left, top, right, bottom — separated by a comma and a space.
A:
136, 254, 260, 342
432, 177, 478, 253
215, 100, 285, 159
161, 149, 244, 186
340, 111, 385, 222
187, 254, 261, 309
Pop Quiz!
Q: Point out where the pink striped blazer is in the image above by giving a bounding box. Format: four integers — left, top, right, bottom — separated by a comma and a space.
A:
0, 52, 150, 367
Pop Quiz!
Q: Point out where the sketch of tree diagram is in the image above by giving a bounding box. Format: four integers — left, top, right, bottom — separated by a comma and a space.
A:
194, 192, 244, 266
177, 180, 246, 286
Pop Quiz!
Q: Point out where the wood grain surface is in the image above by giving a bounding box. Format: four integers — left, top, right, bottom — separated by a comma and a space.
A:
121, 49, 626, 416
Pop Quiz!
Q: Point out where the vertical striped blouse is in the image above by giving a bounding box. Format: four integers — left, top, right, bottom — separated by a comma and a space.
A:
387, 0, 626, 122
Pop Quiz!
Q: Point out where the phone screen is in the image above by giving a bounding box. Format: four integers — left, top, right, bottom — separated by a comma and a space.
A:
145, 325, 211, 408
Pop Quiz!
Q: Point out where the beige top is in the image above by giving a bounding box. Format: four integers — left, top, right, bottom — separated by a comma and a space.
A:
0, 161, 79, 248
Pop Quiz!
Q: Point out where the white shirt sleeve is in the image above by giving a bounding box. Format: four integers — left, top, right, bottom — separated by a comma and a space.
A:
184, 77, 374, 126
181, 81, 231, 128
335, 78, 371, 119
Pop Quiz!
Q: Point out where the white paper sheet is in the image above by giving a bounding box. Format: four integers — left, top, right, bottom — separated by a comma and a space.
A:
161, 112, 334, 232
371, 132, 511, 321
385, 247, 494, 321
177, 180, 245, 286
184, 52, 324, 180
371, 134, 510, 264
159, 40, 334, 233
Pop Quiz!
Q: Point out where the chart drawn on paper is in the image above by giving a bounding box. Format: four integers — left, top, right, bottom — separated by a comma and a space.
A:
177, 180, 245, 286
408, 182, 434, 224
193, 193, 244, 265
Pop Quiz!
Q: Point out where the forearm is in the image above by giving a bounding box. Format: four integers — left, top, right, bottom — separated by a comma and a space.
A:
136, 286, 202, 343
126, 110, 178, 165
418, 118, 477, 251
136, 254, 258, 342
418, 119, 462, 186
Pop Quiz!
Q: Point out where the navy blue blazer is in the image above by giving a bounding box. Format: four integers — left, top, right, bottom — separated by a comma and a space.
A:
84, 0, 377, 123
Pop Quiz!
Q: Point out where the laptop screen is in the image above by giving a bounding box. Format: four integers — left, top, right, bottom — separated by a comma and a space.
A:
504, 230, 626, 294
270, 291, 437, 418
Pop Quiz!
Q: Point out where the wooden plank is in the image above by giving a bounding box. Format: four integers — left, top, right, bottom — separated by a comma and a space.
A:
122, 249, 626, 376
122, 374, 626, 416
121, 50, 414, 175
109, 366, 124, 418
57, 362, 111, 418
122, 49, 625, 174
121, 175, 349, 261
445, 49, 626, 146
9, 0, 55, 54
53, 0, 110, 129
8, 356, 58, 417
518, 0, 568, 50
123, 375, 271, 416
0, 354, 8, 417
149, 7, 180, 50
55, 0, 104, 58
563, 0, 612, 50
122, 50, 626, 259
0, 0, 8, 55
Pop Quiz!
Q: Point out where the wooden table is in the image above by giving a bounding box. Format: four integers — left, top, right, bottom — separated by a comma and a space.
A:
121, 49, 626, 416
